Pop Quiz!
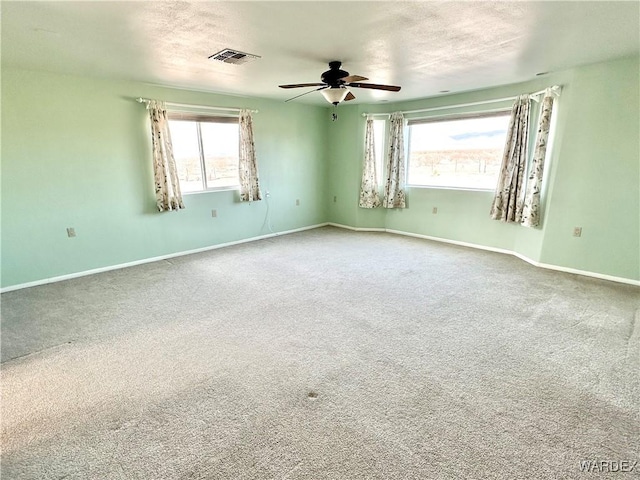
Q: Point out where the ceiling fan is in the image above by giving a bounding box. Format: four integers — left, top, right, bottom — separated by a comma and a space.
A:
279, 61, 401, 105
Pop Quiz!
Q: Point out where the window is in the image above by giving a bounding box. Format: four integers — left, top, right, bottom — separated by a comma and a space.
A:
372, 119, 385, 184
168, 114, 239, 193
407, 112, 510, 190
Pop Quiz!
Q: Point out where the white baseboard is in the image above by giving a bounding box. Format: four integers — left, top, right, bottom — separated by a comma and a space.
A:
520, 258, 640, 286
3, 222, 638, 292
1, 223, 330, 293
384, 228, 515, 256
329, 223, 640, 287
326, 222, 386, 233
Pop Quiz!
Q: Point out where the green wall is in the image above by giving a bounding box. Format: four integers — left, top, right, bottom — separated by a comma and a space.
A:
2, 55, 639, 288
1, 68, 328, 288
325, 56, 640, 281
540, 59, 639, 279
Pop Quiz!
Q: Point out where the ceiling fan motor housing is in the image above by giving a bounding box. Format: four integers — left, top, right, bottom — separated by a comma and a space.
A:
321, 61, 349, 86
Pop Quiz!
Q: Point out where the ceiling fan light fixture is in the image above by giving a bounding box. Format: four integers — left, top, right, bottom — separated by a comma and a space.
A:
321, 87, 349, 105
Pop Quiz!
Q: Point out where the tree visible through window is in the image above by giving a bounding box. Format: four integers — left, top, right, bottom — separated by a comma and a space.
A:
407, 112, 510, 190
168, 115, 239, 193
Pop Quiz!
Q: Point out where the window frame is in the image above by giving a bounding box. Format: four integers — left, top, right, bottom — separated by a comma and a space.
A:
168, 112, 240, 194
405, 109, 512, 192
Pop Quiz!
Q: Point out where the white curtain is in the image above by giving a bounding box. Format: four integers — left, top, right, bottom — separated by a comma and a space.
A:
490, 95, 530, 222
521, 89, 556, 228
147, 100, 184, 212
238, 109, 262, 202
359, 116, 381, 208
383, 112, 406, 209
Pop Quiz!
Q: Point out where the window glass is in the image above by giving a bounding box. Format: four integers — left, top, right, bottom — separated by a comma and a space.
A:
200, 122, 239, 189
169, 120, 203, 193
407, 113, 510, 190
373, 119, 385, 184
168, 118, 239, 193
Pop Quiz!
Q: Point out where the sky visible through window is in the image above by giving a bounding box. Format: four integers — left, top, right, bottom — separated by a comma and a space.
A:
169, 121, 239, 156
408, 114, 510, 190
373, 120, 385, 184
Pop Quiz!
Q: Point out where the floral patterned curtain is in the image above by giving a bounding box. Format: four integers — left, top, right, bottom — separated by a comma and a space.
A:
490, 95, 530, 222
147, 100, 184, 212
359, 117, 381, 208
521, 89, 556, 228
239, 109, 262, 202
383, 112, 406, 209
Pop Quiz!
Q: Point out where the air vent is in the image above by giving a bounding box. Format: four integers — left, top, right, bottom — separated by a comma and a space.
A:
208, 48, 260, 65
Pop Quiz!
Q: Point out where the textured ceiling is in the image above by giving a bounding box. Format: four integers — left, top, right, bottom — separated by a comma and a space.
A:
2, 1, 639, 105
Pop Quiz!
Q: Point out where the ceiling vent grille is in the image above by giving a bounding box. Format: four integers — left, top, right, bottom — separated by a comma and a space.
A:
208, 48, 260, 65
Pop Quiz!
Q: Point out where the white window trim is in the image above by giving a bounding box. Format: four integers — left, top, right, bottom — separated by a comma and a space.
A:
406, 108, 512, 126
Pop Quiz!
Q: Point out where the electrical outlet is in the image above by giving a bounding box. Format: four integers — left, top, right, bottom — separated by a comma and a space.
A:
265, 191, 270, 198
333, 196, 337, 203
66, 227, 76, 238
211, 209, 217, 218
296, 199, 300, 206
432, 207, 438, 214
573, 227, 582, 237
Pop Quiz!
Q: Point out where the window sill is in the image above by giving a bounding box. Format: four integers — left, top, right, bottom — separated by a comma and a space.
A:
406, 184, 495, 193
183, 186, 240, 196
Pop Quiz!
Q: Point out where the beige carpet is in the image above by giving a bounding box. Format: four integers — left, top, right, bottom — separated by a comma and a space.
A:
2, 227, 639, 479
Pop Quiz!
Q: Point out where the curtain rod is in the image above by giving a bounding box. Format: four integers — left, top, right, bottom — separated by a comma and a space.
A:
362, 85, 561, 118
136, 97, 258, 114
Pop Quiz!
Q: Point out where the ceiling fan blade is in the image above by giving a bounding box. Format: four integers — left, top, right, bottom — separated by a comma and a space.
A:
342, 75, 368, 83
347, 82, 401, 92
285, 87, 327, 102
279, 83, 326, 89
344, 92, 356, 101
